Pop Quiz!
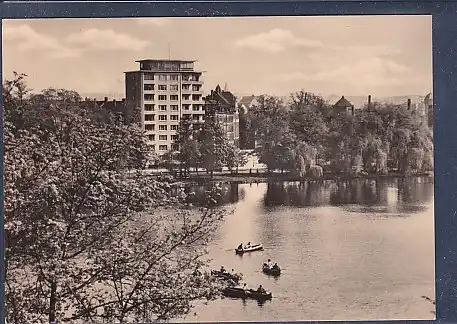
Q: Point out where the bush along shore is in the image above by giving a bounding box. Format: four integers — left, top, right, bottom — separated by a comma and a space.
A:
150, 168, 434, 184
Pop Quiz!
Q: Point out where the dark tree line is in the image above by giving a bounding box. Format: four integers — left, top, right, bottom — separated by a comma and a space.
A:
244, 90, 433, 177
162, 116, 247, 178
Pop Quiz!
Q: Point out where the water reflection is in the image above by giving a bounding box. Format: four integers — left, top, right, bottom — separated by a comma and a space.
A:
184, 182, 242, 206
265, 181, 331, 207
180, 176, 435, 322
222, 296, 269, 308
186, 176, 434, 214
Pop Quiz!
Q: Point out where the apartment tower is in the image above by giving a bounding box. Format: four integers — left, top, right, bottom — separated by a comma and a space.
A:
124, 59, 205, 153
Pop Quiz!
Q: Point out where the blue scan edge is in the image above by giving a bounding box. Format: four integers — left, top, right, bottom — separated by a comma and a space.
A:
0, 1, 454, 324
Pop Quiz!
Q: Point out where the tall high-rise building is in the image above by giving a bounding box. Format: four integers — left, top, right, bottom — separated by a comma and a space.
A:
124, 59, 205, 153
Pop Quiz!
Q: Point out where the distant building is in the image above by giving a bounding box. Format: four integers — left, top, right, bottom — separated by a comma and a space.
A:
86, 97, 127, 120
333, 96, 355, 116
424, 92, 433, 129
237, 95, 258, 150
204, 84, 240, 147
400, 97, 427, 122
399, 94, 433, 128
238, 95, 259, 113
124, 59, 205, 154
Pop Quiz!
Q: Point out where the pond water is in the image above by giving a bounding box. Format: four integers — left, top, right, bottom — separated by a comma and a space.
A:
180, 177, 435, 322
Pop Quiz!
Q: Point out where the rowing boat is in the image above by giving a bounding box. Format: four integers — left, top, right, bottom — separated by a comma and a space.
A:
235, 243, 263, 254
221, 287, 272, 301
262, 263, 281, 276
211, 270, 242, 282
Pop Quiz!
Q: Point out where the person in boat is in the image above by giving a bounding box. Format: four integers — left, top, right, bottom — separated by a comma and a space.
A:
267, 259, 274, 268
237, 243, 243, 250
272, 263, 279, 270
245, 242, 251, 248
220, 266, 226, 273
257, 285, 266, 294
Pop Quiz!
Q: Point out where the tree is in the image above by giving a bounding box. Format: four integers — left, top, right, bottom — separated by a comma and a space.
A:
172, 118, 202, 177
238, 106, 256, 150
160, 150, 180, 173
198, 118, 233, 177
250, 96, 297, 172
4, 75, 228, 323
225, 145, 248, 174
258, 132, 297, 173
2, 72, 31, 132
289, 90, 329, 153
291, 141, 318, 177
357, 103, 433, 173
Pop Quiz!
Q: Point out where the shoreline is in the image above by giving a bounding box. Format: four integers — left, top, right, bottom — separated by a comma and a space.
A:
157, 171, 434, 184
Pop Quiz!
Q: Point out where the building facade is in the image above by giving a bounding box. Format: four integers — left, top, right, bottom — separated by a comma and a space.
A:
400, 98, 427, 123
237, 95, 258, 150
87, 97, 127, 116
424, 92, 433, 129
400, 93, 433, 129
204, 84, 240, 147
124, 59, 205, 153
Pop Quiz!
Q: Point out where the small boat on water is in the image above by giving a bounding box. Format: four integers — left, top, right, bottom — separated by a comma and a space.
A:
211, 270, 242, 283
246, 288, 273, 301
222, 287, 247, 299
235, 244, 263, 254
221, 287, 272, 301
262, 263, 281, 277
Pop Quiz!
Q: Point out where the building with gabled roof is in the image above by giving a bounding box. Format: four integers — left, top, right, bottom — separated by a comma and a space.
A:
206, 84, 238, 113
238, 95, 259, 113
333, 95, 355, 116
204, 84, 240, 147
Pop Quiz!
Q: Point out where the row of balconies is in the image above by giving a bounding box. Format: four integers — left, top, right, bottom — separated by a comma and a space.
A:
182, 88, 204, 94
145, 129, 180, 134
148, 144, 173, 152
143, 88, 203, 94
143, 95, 204, 102
144, 125, 179, 133
144, 114, 205, 123
144, 134, 179, 142
143, 78, 203, 85
143, 104, 204, 112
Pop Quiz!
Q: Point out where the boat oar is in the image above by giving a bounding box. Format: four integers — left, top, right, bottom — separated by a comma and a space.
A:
269, 296, 287, 300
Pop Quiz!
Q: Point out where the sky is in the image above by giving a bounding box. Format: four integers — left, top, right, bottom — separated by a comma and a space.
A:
2, 16, 432, 99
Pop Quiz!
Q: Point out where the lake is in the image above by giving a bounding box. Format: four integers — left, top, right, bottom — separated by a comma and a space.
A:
180, 176, 435, 322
